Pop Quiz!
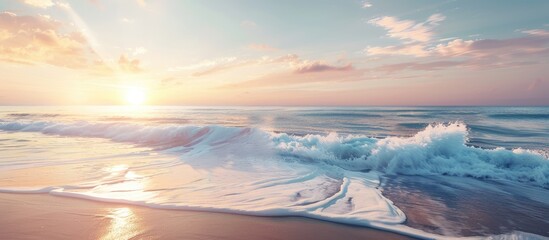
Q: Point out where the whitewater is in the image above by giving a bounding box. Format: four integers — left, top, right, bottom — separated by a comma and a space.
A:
0, 106, 547, 239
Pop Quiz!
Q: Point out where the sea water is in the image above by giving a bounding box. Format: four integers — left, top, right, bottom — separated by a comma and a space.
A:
0, 106, 547, 239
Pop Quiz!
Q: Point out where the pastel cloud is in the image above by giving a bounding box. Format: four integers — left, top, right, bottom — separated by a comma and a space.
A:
435, 30, 549, 58
293, 61, 354, 74
169, 57, 236, 72
0, 12, 94, 68
367, 31, 549, 59
365, 13, 447, 57
366, 11, 549, 74
216, 57, 358, 88
191, 57, 251, 77
19, 0, 54, 8
377, 61, 463, 73
375, 30, 549, 73
186, 54, 351, 77
522, 29, 549, 36
118, 54, 142, 73
368, 14, 445, 42
365, 43, 430, 57
367, 10, 549, 63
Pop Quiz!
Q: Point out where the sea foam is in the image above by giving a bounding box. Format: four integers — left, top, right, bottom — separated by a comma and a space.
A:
0, 120, 547, 187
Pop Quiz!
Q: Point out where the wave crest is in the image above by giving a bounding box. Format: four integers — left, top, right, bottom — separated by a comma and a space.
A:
364, 123, 548, 187
1, 120, 547, 187
271, 122, 548, 187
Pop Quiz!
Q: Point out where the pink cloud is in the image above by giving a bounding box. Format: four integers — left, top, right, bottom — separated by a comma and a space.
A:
192, 59, 252, 77
368, 27, 549, 73
365, 43, 430, 57
118, 54, 142, 73
522, 29, 549, 36
0, 12, 94, 68
19, 0, 54, 8
293, 62, 354, 74
368, 14, 445, 42
187, 54, 332, 77
435, 32, 549, 58
377, 61, 463, 73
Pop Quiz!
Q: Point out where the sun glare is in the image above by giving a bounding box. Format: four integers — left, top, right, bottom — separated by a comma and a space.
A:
125, 88, 146, 105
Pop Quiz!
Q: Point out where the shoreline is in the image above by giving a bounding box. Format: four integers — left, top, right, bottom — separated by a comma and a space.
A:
0, 193, 416, 240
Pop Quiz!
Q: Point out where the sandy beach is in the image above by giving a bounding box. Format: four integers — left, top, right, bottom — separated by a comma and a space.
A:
1, 0, 548, 238
0, 193, 415, 240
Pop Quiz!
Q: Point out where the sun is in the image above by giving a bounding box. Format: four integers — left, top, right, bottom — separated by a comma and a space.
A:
125, 88, 146, 105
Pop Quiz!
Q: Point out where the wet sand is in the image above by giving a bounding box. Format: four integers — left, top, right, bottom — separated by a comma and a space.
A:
0, 193, 415, 240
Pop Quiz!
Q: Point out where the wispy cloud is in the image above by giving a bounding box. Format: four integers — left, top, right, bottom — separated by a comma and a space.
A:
365, 43, 430, 57
19, 0, 54, 8
375, 30, 549, 73
365, 13, 446, 57
214, 56, 358, 89
362, 1, 372, 8
368, 14, 445, 43
169, 57, 237, 72
131, 46, 147, 56
179, 54, 351, 77
118, 54, 142, 73
293, 61, 354, 74
365, 9, 549, 74
376, 61, 463, 73
434, 30, 549, 59
192, 57, 251, 77
367, 29, 549, 59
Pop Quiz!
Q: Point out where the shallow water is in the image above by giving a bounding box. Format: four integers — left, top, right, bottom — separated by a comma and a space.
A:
0, 106, 547, 239
381, 175, 549, 237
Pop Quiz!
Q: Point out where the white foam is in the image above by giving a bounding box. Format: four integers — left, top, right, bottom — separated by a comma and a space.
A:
480, 231, 548, 240
1, 120, 547, 186
272, 123, 548, 187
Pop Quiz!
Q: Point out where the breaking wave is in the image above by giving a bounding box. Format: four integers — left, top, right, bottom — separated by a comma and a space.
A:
1, 120, 547, 188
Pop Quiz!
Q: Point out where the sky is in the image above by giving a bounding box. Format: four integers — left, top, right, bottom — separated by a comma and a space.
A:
0, 0, 548, 106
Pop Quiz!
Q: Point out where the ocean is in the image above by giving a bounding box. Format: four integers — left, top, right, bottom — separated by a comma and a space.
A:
0, 106, 547, 239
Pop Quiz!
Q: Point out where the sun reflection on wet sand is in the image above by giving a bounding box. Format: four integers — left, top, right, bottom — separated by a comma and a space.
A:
98, 165, 152, 239
102, 207, 140, 240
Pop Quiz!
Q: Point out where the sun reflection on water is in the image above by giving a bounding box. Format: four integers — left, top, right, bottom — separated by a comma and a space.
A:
102, 207, 139, 240
95, 164, 156, 201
